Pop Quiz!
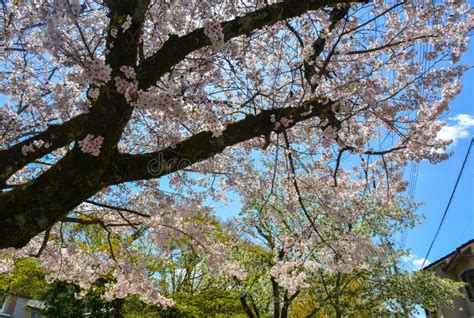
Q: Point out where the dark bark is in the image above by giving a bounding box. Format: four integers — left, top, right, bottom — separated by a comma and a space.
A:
112, 298, 125, 318
335, 272, 342, 318
0, 0, 149, 249
271, 277, 281, 318
240, 295, 256, 318
281, 290, 289, 318
305, 307, 321, 318
250, 295, 261, 318
0, 113, 89, 187
281, 290, 299, 318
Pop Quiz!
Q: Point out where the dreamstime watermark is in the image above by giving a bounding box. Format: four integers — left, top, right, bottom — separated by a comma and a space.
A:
147, 152, 192, 176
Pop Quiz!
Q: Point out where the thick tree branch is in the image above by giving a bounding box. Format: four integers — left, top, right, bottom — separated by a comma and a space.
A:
61, 216, 139, 228
85, 199, 150, 218
0, 0, 151, 188
0, 113, 89, 186
30, 227, 51, 258
110, 98, 340, 184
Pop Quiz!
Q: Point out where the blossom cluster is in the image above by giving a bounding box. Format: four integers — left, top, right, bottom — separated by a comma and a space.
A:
21, 139, 50, 156
0, 249, 14, 274
272, 115, 294, 130
115, 77, 138, 101
120, 65, 136, 79
88, 87, 100, 100
135, 90, 188, 121
203, 20, 224, 51
121, 15, 133, 32
103, 261, 175, 308
270, 261, 309, 294
223, 261, 247, 280
85, 59, 112, 86
78, 134, 104, 156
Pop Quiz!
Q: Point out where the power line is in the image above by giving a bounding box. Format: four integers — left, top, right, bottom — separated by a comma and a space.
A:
421, 138, 474, 269
400, 33, 429, 248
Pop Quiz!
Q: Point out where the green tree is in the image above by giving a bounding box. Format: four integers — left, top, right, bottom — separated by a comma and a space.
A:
43, 278, 127, 318
0, 258, 49, 301
150, 243, 247, 317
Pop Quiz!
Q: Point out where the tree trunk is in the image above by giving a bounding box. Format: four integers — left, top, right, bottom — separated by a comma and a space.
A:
112, 298, 125, 318
250, 295, 261, 318
271, 277, 281, 318
335, 272, 342, 318
240, 295, 256, 318
281, 290, 289, 318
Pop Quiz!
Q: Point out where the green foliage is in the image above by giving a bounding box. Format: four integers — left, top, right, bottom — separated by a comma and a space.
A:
42, 282, 84, 318
0, 258, 49, 301
160, 289, 245, 318
121, 288, 246, 318
43, 279, 126, 318
123, 295, 161, 318
147, 244, 247, 317
374, 270, 466, 315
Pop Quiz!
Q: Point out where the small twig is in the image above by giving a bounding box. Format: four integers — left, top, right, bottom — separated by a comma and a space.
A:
282, 130, 338, 256
85, 200, 150, 218
333, 147, 349, 187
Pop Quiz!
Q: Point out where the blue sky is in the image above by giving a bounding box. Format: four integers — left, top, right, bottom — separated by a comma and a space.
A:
402, 40, 474, 270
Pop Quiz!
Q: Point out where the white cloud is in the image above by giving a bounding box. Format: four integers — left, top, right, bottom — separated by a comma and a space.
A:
437, 114, 474, 144
456, 114, 474, 127
412, 257, 430, 268
401, 254, 430, 270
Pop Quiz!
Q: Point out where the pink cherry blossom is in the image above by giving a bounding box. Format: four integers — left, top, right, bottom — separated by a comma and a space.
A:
78, 134, 104, 157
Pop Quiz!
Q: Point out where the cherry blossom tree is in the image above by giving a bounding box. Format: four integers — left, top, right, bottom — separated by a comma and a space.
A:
0, 0, 472, 307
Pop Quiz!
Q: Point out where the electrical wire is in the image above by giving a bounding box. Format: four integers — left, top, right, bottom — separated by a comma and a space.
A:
420, 138, 474, 269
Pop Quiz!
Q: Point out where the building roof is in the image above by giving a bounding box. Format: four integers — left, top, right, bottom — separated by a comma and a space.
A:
26, 299, 46, 310
423, 239, 474, 271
